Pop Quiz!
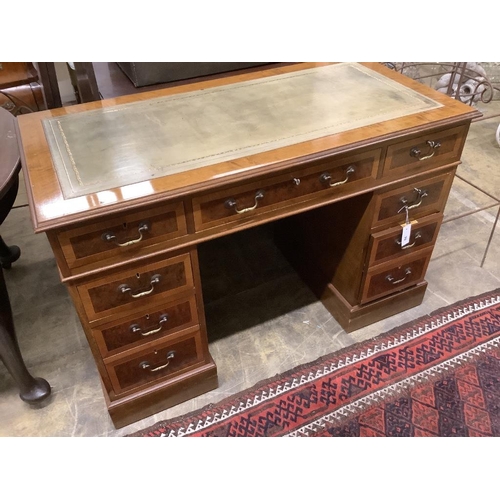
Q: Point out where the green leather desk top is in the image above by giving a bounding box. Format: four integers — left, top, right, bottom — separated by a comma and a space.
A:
42, 63, 441, 199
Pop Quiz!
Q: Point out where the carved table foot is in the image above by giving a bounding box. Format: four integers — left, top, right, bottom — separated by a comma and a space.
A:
17, 376, 51, 404
0, 236, 21, 269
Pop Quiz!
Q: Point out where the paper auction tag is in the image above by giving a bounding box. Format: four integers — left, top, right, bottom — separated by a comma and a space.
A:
400, 206, 411, 247
401, 223, 412, 247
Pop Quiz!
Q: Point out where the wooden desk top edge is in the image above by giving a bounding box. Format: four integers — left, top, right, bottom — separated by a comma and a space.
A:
16, 62, 480, 233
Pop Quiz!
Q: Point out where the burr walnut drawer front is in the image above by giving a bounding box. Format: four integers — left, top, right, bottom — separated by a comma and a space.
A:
360, 249, 433, 304
105, 330, 205, 395
76, 253, 194, 322
91, 295, 199, 358
56, 201, 187, 271
381, 124, 468, 177
372, 170, 453, 230
366, 213, 442, 268
192, 148, 380, 231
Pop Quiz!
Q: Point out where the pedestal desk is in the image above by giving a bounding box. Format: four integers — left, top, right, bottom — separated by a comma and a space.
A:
16, 63, 480, 427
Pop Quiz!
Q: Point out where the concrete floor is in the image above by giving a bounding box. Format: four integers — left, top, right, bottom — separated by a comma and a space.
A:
1, 99, 499, 437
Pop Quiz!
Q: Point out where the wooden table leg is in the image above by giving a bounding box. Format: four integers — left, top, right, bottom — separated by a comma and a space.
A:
0, 267, 51, 403
0, 176, 21, 269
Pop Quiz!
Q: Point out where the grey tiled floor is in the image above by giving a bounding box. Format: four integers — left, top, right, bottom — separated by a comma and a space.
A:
1, 102, 499, 437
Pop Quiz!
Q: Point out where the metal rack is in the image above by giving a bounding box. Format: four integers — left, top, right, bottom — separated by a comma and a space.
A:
386, 62, 500, 266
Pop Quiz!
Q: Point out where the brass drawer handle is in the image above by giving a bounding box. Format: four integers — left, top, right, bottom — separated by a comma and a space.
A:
395, 231, 422, 249
102, 221, 150, 247
225, 190, 265, 214
118, 274, 161, 298
400, 187, 428, 211
386, 268, 412, 285
320, 165, 355, 187
140, 351, 175, 372
130, 314, 169, 337
410, 140, 441, 161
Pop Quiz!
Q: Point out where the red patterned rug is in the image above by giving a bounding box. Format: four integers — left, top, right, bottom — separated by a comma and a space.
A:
130, 288, 500, 437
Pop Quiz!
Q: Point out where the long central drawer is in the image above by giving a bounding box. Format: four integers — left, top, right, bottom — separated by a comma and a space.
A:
192, 148, 381, 232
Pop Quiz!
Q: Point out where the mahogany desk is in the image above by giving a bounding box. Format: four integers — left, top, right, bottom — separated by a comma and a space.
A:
16, 63, 480, 427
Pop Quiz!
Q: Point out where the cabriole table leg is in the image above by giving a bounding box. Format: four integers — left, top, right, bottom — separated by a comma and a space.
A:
0, 267, 51, 403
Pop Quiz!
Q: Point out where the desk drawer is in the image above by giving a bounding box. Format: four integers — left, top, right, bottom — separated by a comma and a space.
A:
367, 213, 442, 268
105, 330, 205, 394
77, 253, 194, 322
192, 149, 380, 231
372, 170, 453, 229
56, 202, 187, 270
360, 249, 432, 304
381, 124, 468, 177
92, 295, 199, 358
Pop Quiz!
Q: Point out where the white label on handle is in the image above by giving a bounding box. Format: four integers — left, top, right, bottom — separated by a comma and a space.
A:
401, 223, 412, 247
